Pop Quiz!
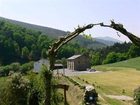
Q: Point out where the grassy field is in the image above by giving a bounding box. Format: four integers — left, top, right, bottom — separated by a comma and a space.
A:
79, 69, 140, 96
71, 57, 140, 105
71, 69, 140, 105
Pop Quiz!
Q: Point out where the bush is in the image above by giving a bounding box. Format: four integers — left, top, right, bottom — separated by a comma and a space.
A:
103, 52, 127, 64
0, 62, 33, 76
0, 73, 30, 105
134, 87, 140, 105
10, 62, 20, 72
37, 65, 64, 105
0, 65, 12, 76
20, 61, 33, 74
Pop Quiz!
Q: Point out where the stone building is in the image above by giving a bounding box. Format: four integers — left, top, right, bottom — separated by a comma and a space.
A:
67, 54, 91, 71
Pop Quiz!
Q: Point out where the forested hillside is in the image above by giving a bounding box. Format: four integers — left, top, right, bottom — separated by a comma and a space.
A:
0, 20, 88, 65
0, 17, 107, 49
0, 20, 49, 65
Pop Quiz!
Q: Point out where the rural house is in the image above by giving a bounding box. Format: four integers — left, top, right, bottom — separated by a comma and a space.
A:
67, 54, 91, 71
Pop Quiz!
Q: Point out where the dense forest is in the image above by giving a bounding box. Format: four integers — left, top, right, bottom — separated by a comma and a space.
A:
0, 20, 50, 65
0, 20, 86, 65
0, 20, 140, 67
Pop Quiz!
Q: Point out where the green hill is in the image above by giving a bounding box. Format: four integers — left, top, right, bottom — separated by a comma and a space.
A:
96, 57, 140, 71
0, 17, 106, 49
0, 17, 67, 38
107, 57, 140, 70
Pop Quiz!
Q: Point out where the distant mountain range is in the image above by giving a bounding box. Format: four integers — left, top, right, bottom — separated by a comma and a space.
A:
97, 36, 122, 43
0, 17, 122, 49
95, 36, 122, 46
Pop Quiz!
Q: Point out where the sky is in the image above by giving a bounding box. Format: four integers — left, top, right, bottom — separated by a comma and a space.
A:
0, 0, 140, 42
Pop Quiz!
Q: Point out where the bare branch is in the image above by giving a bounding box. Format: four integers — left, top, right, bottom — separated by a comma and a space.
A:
48, 23, 101, 70
100, 21, 140, 46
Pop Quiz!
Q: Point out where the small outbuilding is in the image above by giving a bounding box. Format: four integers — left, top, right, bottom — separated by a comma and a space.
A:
33, 59, 64, 73
33, 59, 49, 73
67, 54, 91, 71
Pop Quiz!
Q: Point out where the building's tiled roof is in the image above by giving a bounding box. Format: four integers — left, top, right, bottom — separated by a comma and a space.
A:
67, 55, 81, 60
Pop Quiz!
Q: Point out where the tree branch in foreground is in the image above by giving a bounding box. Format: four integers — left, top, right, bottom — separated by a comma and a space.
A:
48, 23, 100, 70
100, 21, 140, 46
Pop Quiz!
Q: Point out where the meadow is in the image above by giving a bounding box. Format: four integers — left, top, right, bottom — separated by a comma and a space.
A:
71, 57, 140, 105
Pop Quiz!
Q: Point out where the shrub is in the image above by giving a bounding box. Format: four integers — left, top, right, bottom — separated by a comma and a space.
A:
20, 61, 33, 74
10, 62, 20, 72
0, 73, 30, 105
0, 62, 33, 76
134, 87, 140, 105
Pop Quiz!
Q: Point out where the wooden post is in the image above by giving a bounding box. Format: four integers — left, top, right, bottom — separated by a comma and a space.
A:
64, 85, 69, 105
53, 84, 69, 105
64, 87, 67, 105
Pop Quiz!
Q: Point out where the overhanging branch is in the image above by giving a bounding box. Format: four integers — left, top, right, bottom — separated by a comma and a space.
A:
48, 23, 100, 70
100, 21, 140, 46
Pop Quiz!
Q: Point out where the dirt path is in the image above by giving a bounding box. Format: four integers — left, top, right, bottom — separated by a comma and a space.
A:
105, 95, 133, 101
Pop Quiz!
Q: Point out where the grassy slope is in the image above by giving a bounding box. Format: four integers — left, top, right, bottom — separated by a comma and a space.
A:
95, 57, 140, 71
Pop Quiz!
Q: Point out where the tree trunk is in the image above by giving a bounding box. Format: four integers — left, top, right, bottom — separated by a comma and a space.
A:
46, 24, 95, 105
45, 70, 52, 105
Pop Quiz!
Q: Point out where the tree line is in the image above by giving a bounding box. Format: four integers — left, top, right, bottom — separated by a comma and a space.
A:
91, 42, 140, 65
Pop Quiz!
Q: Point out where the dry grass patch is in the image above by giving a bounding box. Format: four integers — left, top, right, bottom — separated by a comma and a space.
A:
79, 69, 140, 96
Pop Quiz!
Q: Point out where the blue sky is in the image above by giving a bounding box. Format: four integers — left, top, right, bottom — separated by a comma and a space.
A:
0, 0, 140, 41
